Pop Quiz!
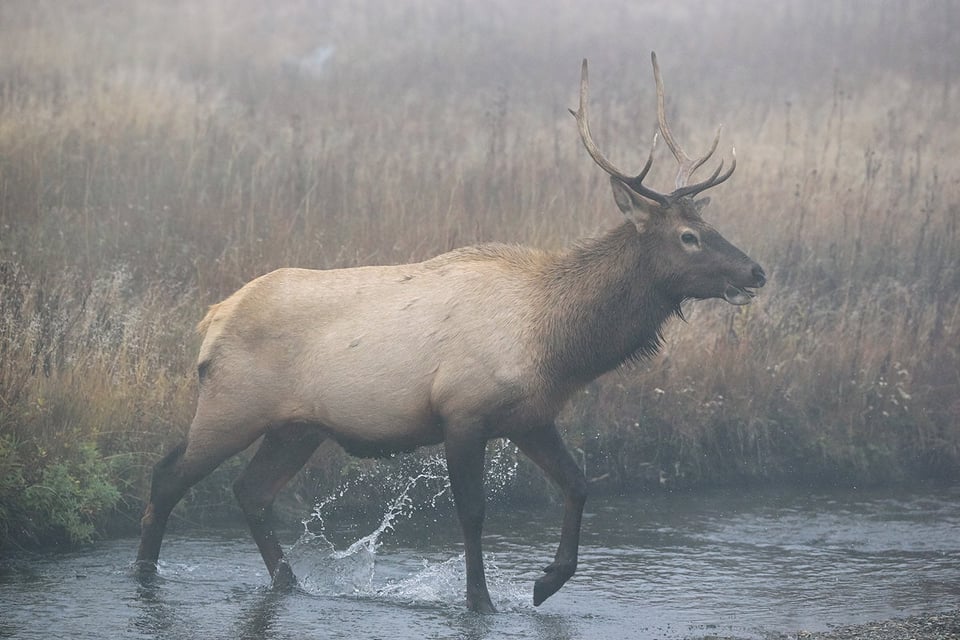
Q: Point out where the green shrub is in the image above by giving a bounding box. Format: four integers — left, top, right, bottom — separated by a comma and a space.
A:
0, 436, 120, 547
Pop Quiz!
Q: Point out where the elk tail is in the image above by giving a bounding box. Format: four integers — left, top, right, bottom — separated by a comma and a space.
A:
196, 302, 222, 336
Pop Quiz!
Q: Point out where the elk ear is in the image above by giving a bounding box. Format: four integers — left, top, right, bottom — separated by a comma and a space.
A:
610, 177, 661, 231
694, 196, 711, 213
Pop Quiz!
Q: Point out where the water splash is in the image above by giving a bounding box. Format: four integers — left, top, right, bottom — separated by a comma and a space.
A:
287, 442, 522, 606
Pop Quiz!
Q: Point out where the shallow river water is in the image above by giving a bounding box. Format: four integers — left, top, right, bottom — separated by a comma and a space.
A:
2, 485, 960, 639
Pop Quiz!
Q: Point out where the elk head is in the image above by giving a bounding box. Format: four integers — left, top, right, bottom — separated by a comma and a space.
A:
571, 52, 766, 306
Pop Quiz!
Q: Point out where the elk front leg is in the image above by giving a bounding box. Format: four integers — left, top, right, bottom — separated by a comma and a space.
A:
510, 424, 587, 606
444, 432, 495, 613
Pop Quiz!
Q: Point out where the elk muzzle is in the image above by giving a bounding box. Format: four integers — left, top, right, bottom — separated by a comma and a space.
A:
722, 263, 766, 305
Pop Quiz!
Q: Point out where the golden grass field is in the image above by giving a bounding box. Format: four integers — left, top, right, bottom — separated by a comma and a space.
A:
1, 0, 958, 544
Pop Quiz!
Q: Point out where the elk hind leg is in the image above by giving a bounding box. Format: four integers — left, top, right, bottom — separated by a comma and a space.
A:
137, 436, 241, 573
137, 441, 189, 573
233, 423, 323, 589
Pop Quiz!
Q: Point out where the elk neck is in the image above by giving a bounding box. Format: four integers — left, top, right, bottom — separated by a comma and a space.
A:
536, 221, 681, 385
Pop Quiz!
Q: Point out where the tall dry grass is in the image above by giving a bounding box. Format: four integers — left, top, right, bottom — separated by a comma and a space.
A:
1, 0, 958, 543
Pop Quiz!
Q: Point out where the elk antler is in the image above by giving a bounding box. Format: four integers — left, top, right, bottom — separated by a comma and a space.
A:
650, 52, 736, 198
571, 53, 736, 205
569, 59, 668, 206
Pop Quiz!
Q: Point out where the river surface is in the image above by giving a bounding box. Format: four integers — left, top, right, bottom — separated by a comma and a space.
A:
2, 485, 960, 639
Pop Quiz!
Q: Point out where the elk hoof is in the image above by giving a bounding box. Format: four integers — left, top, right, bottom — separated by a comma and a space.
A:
533, 561, 575, 606
271, 561, 297, 591
466, 593, 497, 614
134, 560, 161, 588
134, 559, 158, 577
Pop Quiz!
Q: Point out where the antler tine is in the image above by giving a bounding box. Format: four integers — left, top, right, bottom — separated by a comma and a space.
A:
651, 51, 736, 193
685, 125, 722, 185
571, 59, 669, 205
672, 147, 737, 199
652, 51, 690, 168
635, 131, 659, 186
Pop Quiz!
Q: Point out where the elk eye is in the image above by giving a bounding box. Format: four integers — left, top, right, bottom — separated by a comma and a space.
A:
681, 231, 700, 248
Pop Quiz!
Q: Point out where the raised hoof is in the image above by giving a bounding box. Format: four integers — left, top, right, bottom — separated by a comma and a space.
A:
271, 561, 297, 591
533, 563, 574, 606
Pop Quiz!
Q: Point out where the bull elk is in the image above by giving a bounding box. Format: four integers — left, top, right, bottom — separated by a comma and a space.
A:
136, 52, 766, 612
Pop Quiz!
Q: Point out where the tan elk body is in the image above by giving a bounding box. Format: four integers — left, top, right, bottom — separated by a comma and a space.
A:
137, 53, 766, 613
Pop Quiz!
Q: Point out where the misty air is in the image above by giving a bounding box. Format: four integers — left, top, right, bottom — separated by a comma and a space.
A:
1, 1, 958, 639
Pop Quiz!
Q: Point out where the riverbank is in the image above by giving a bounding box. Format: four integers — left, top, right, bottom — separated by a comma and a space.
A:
784, 610, 960, 640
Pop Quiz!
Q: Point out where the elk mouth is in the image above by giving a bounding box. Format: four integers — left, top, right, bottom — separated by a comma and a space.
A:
723, 284, 757, 305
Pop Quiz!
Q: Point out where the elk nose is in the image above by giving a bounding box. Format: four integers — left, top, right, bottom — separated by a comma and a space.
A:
752, 264, 767, 288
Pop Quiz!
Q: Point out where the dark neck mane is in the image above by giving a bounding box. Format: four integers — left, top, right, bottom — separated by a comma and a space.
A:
537, 222, 680, 384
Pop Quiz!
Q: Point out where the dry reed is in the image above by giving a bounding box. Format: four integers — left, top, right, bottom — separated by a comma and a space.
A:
1, 0, 957, 543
